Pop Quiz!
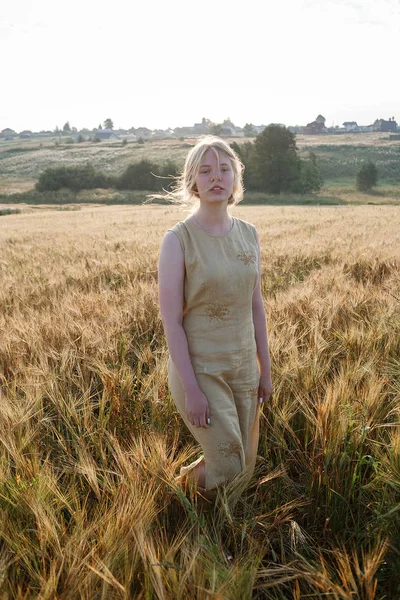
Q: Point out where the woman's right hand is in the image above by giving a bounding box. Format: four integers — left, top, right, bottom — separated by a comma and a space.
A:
184, 385, 211, 429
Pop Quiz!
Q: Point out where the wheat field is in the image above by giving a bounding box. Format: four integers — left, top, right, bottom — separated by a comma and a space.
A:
0, 204, 399, 599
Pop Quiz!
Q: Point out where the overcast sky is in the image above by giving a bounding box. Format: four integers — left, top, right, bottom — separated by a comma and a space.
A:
1, 0, 399, 132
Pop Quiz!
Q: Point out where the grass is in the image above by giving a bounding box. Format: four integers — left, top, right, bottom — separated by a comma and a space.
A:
0, 138, 191, 194
1, 133, 400, 198
1, 186, 399, 210
0, 204, 399, 598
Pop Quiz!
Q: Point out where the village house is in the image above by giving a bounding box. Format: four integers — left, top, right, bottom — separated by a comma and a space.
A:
343, 121, 358, 132
19, 130, 33, 139
95, 128, 117, 140
193, 122, 209, 135
220, 126, 236, 137
1, 128, 16, 139
135, 127, 152, 140
358, 124, 374, 133
253, 125, 268, 135
152, 129, 174, 139
173, 126, 195, 137
302, 115, 327, 135
372, 118, 398, 132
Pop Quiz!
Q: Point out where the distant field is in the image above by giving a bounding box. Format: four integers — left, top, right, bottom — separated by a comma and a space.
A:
1, 133, 400, 200
0, 137, 192, 193
1, 205, 399, 597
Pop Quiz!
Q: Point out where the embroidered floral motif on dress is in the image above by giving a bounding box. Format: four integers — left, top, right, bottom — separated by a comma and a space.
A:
237, 250, 257, 265
205, 302, 230, 321
218, 441, 242, 458
248, 386, 259, 399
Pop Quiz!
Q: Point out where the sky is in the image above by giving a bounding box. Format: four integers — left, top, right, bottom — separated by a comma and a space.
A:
1, 0, 400, 132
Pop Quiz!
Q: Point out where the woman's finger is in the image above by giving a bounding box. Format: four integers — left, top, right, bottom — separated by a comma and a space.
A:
262, 388, 272, 401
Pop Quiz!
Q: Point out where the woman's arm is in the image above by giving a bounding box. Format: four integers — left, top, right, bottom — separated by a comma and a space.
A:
252, 228, 273, 402
158, 231, 210, 428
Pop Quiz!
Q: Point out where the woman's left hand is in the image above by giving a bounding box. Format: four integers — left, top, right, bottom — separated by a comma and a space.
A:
258, 374, 273, 406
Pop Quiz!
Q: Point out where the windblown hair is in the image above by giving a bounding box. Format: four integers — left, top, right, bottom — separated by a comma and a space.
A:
147, 136, 245, 207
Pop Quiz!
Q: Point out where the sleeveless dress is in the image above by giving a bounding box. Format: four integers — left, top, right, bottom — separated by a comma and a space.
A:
167, 216, 261, 494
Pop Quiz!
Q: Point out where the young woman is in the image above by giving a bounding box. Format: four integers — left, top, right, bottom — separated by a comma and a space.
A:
158, 136, 272, 500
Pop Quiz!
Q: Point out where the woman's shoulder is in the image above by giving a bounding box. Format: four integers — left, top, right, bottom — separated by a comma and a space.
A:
167, 219, 183, 232
165, 220, 191, 251
166, 220, 188, 235
234, 217, 258, 241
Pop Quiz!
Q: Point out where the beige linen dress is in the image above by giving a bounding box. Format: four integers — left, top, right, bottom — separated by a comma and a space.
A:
167, 216, 261, 493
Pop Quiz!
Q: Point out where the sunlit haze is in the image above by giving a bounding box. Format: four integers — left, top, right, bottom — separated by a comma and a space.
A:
1, 0, 399, 132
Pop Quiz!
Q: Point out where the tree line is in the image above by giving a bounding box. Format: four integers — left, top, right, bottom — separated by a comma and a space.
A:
35, 125, 378, 195
231, 125, 323, 194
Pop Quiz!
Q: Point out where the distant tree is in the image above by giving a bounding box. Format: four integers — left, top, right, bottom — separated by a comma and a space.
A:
116, 159, 179, 191
63, 122, 71, 134
356, 161, 378, 192
222, 117, 235, 128
121, 139, 128, 146
243, 123, 256, 137
77, 134, 85, 143
230, 141, 257, 189
116, 159, 156, 190
253, 125, 301, 193
54, 126, 61, 136
295, 151, 323, 193
210, 122, 222, 136
231, 132, 322, 195
104, 118, 114, 130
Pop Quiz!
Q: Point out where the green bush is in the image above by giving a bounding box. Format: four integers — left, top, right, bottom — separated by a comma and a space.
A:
35, 164, 111, 192
356, 161, 378, 192
0, 189, 77, 205
295, 152, 324, 193
116, 159, 179, 191
0, 207, 22, 216
33, 159, 179, 195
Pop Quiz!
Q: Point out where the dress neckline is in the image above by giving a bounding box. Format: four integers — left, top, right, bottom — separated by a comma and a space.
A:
185, 216, 236, 238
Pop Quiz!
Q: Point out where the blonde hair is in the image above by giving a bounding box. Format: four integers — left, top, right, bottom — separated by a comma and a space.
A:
147, 135, 245, 207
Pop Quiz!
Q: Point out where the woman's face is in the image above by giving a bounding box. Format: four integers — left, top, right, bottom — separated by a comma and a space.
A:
194, 148, 234, 204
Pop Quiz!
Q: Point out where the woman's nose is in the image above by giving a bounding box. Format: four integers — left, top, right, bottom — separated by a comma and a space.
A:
211, 170, 222, 181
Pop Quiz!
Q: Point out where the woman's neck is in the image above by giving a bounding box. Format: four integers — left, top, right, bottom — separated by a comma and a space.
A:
194, 204, 231, 230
